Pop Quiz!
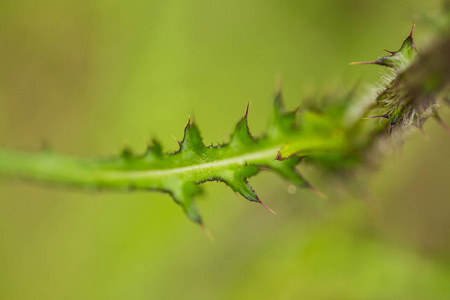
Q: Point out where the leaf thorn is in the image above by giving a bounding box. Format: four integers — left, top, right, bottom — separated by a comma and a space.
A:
350, 61, 377, 66
308, 184, 327, 199
410, 23, 415, 37
201, 223, 215, 241
171, 135, 181, 145
389, 125, 394, 137
258, 200, 276, 215
362, 114, 389, 120
245, 102, 250, 118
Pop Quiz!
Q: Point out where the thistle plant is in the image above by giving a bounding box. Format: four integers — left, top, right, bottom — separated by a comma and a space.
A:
0, 25, 449, 227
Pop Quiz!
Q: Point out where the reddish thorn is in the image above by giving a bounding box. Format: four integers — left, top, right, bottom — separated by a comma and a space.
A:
389, 124, 395, 138
171, 135, 181, 145
350, 61, 377, 66
434, 114, 450, 135
410, 23, 415, 37
201, 223, 214, 241
258, 200, 276, 215
188, 115, 191, 126
244, 103, 250, 118
382, 48, 394, 54
308, 185, 327, 199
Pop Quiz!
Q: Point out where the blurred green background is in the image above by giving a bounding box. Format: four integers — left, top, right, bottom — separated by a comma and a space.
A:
1, 0, 450, 299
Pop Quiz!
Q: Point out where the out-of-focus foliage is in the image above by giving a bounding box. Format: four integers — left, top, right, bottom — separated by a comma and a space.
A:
0, 0, 449, 299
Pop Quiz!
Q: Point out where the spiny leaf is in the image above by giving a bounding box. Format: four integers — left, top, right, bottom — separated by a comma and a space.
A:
0, 25, 449, 227
362, 25, 450, 134
180, 118, 204, 154
230, 104, 255, 149
352, 24, 417, 70
220, 165, 260, 201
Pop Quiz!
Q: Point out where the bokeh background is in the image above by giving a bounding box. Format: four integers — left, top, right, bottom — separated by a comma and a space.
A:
1, 0, 450, 299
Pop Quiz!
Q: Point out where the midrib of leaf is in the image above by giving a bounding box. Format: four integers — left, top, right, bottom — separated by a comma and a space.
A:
101, 146, 282, 180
